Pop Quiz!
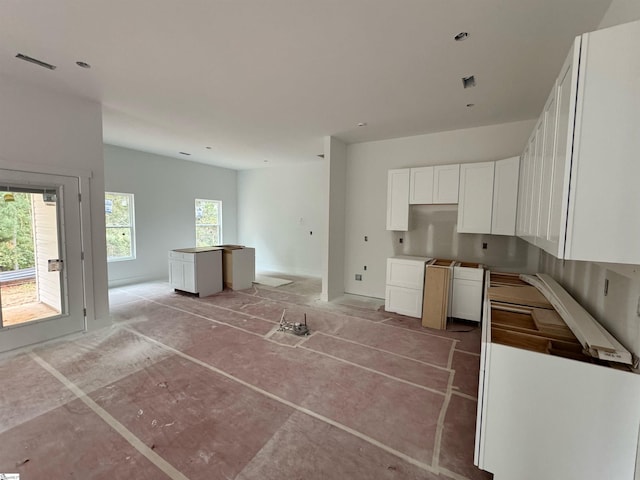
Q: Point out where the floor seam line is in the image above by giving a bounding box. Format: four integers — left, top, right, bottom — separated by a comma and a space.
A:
316, 332, 454, 372
122, 326, 441, 476
431, 366, 455, 470
297, 345, 446, 397
28, 352, 189, 480
139, 298, 272, 338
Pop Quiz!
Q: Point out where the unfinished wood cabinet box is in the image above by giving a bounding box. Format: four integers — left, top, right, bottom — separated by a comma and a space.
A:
422, 260, 455, 330
220, 246, 255, 290
475, 271, 640, 480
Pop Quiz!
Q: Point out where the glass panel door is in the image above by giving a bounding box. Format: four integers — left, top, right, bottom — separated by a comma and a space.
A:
0, 169, 85, 352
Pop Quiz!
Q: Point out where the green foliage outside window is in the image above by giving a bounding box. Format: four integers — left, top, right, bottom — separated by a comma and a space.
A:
0, 193, 35, 271
195, 199, 221, 247
105, 192, 135, 260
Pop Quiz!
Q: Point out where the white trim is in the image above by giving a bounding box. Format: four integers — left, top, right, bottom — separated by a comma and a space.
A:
0, 157, 93, 179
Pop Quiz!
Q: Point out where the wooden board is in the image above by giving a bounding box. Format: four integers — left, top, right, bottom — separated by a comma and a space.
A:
489, 271, 528, 287
422, 266, 450, 330
488, 286, 553, 309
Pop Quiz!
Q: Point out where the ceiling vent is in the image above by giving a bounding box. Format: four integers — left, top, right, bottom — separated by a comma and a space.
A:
462, 75, 476, 89
15, 53, 56, 70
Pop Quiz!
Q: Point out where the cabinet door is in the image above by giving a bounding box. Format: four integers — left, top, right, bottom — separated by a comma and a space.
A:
536, 87, 559, 252
409, 166, 434, 204
385, 285, 423, 318
515, 149, 528, 237
548, 40, 579, 258
457, 162, 495, 234
169, 259, 184, 289
386, 169, 410, 231
182, 261, 196, 293
491, 157, 520, 236
528, 119, 545, 239
433, 164, 460, 204
451, 278, 483, 322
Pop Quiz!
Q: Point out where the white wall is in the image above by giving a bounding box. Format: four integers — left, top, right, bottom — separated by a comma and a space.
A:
0, 74, 109, 330
344, 119, 538, 299
535, 0, 640, 359
598, 0, 640, 28
104, 145, 238, 286
237, 161, 325, 277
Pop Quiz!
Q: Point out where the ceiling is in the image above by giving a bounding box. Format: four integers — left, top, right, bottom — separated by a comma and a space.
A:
0, 0, 612, 170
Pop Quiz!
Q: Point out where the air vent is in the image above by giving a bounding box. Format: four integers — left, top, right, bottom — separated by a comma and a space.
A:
462, 75, 476, 88
15, 53, 57, 70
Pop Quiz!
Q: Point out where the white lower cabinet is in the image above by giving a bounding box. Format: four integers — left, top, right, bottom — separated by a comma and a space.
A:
451, 264, 484, 322
475, 272, 640, 480
385, 256, 429, 318
169, 248, 223, 297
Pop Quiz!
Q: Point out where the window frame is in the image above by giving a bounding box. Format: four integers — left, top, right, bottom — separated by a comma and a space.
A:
105, 192, 136, 262
195, 199, 222, 247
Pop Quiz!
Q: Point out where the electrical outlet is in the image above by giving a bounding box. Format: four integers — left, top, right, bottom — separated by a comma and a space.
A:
482, 242, 488, 250
604, 278, 609, 296
355, 274, 362, 281
309, 231, 313, 235
364, 235, 368, 242
364, 266, 367, 271
399, 238, 403, 244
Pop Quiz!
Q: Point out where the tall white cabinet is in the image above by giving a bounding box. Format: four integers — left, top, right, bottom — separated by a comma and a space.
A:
457, 162, 495, 234
516, 20, 640, 264
491, 157, 520, 236
386, 169, 410, 231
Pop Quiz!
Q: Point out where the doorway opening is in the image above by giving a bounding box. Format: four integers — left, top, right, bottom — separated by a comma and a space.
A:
0, 188, 62, 327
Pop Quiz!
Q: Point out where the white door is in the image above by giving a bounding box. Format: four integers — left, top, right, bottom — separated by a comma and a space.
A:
0, 169, 85, 352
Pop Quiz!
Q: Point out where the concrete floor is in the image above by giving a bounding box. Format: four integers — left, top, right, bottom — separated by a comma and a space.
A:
0, 275, 491, 480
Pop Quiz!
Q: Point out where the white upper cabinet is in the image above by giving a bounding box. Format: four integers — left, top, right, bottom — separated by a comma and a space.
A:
491, 157, 520, 236
565, 21, 640, 263
433, 164, 460, 204
410, 164, 459, 204
517, 20, 640, 264
458, 162, 495, 234
409, 166, 434, 204
386, 168, 410, 231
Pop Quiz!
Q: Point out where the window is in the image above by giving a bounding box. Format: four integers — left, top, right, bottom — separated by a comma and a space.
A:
105, 192, 135, 261
195, 199, 222, 247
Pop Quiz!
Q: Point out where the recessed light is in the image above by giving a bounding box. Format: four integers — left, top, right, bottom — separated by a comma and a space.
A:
15, 53, 56, 70
466, 103, 475, 107
357, 122, 367, 127
263, 159, 269, 163
205, 146, 212, 150
179, 151, 191, 156
454, 32, 469, 41
75, 61, 91, 69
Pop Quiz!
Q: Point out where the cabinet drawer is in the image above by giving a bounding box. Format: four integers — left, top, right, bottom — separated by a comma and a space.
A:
453, 266, 484, 281
386, 258, 426, 289
169, 251, 195, 262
